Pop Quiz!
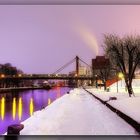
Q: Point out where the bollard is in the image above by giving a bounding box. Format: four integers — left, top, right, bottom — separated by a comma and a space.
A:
5, 124, 24, 140
7, 124, 24, 135
109, 97, 117, 101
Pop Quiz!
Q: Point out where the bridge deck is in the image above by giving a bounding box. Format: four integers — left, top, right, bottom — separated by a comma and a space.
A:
0, 76, 94, 80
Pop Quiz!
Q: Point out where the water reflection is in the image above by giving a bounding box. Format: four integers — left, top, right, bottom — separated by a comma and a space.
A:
18, 97, 22, 120
0, 87, 72, 134
1, 97, 5, 120
56, 87, 61, 98
48, 98, 51, 105
12, 98, 16, 120
29, 98, 34, 116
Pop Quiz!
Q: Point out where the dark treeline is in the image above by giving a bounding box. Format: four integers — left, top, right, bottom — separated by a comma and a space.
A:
0, 63, 23, 88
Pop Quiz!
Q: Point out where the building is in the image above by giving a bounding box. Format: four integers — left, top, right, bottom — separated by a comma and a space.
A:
92, 56, 110, 70
69, 66, 91, 76
92, 56, 111, 88
135, 69, 140, 79
79, 66, 87, 76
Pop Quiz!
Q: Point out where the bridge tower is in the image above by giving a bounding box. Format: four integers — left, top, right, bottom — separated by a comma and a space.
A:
76, 56, 79, 76
75, 56, 80, 87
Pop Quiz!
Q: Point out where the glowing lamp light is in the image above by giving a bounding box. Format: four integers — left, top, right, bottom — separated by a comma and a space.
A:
1, 97, 5, 120
1, 74, 5, 78
118, 72, 124, 79
18, 74, 22, 77
29, 98, 34, 116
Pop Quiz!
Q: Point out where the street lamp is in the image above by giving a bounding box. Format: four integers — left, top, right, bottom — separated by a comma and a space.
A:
118, 72, 124, 87
18, 74, 22, 77
95, 75, 98, 89
1, 74, 5, 78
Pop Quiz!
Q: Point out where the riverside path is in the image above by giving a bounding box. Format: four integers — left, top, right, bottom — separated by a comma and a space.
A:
20, 88, 137, 135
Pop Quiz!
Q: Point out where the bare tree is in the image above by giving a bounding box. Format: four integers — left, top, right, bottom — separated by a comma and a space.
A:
98, 63, 112, 91
92, 59, 112, 91
103, 34, 140, 97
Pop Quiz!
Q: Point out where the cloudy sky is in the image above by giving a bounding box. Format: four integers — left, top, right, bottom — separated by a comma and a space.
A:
0, 5, 140, 74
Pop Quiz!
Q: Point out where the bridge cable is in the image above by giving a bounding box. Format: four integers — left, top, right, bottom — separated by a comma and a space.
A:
52, 58, 76, 74
79, 58, 92, 68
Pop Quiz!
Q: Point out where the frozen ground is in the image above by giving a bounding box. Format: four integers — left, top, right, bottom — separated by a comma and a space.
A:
109, 79, 140, 93
87, 79, 140, 124
20, 88, 137, 135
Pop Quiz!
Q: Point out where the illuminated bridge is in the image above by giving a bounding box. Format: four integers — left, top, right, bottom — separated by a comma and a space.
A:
0, 56, 93, 80
0, 75, 93, 81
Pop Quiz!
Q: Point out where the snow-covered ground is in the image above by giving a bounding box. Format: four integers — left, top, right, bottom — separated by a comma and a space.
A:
87, 79, 140, 124
87, 88, 140, 123
20, 88, 137, 135
109, 79, 140, 93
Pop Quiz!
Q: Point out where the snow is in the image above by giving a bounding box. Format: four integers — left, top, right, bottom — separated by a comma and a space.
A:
87, 88, 140, 123
86, 78, 140, 124
109, 79, 140, 93
20, 88, 137, 135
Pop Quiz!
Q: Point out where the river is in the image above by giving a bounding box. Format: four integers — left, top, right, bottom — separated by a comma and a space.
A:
0, 87, 72, 134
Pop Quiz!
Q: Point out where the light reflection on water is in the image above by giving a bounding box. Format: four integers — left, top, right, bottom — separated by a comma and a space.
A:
12, 98, 16, 120
48, 98, 51, 105
18, 97, 22, 120
29, 98, 34, 116
0, 87, 72, 134
1, 97, 5, 120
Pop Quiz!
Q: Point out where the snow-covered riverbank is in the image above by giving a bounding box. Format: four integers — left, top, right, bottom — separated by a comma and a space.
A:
86, 79, 140, 124
86, 88, 140, 124
19, 88, 137, 135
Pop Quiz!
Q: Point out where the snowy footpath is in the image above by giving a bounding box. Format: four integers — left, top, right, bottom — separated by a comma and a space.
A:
20, 88, 137, 135
86, 79, 140, 125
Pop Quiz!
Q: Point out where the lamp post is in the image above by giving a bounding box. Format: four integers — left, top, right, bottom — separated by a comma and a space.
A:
118, 72, 124, 87
117, 75, 118, 93
117, 72, 124, 93
95, 75, 98, 89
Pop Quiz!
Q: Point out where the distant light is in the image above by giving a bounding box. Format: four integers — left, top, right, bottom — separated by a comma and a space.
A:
1, 74, 5, 78
18, 74, 22, 77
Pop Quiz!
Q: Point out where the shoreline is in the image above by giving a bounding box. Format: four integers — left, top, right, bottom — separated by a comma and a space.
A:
0, 87, 51, 93
0, 86, 74, 93
19, 88, 136, 135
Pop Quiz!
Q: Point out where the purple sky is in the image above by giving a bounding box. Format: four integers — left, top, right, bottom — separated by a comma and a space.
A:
0, 5, 140, 74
